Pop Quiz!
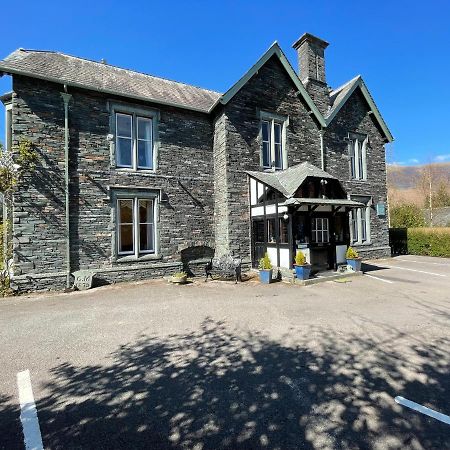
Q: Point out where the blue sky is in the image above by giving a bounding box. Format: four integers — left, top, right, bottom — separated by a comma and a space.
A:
1, 0, 450, 166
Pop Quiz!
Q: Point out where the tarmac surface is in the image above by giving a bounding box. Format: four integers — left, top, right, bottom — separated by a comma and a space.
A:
0, 254, 449, 449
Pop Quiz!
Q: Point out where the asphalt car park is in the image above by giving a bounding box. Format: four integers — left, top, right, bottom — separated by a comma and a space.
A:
0, 255, 449, 449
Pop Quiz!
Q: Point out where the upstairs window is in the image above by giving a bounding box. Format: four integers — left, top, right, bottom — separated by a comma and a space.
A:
348, 133, 367, 180
115, 112, 153, 170
261, 118, 285, 170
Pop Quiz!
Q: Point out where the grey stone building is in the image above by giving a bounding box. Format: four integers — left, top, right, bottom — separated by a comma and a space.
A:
0, 33, 393, 292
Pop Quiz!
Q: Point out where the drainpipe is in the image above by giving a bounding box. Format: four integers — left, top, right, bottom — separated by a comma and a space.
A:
319, 129, 325, 170
61, 87, 72, 289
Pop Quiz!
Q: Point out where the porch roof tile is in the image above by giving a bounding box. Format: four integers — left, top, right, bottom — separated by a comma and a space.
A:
246, 162, 337, 198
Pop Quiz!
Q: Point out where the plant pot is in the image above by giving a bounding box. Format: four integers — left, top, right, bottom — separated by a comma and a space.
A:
259, 269, 273, 284
171, 275, 187, 284
294, 264, 311, 280
346, 258, 362, 272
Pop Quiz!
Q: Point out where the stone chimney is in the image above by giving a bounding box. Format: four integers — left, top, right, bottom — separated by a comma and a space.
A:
292, 33, 330, 115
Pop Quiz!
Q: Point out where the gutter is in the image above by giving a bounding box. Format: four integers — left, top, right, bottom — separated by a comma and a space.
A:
60, 86, 72, 289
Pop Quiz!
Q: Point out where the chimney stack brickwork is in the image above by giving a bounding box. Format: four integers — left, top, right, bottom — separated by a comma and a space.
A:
293, 33, 330, 115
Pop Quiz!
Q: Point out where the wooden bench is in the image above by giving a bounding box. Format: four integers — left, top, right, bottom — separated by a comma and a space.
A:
205, 254, 242, 283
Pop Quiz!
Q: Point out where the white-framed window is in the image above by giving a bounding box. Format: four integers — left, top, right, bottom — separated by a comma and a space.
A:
350, 196, 371, 244
260, 114, 287, 170
115, 112, 153, 170
5, 102, 12, 151
348, 133, 367, 180
117, 196, 156, 256
311, 217, 329, 243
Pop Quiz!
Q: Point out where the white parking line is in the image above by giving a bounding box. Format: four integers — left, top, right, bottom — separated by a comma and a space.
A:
395, 396, 450, 425
384, 265, 446, 277
397, 259, 450, 267
17, 370, 44, 450
365, 274, 394, 284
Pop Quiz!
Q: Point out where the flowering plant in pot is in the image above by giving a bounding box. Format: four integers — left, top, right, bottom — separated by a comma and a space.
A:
171, 271, 188, 284
258, 253, 273, 284
346, 247, 362, 271
294, 250, 311, 280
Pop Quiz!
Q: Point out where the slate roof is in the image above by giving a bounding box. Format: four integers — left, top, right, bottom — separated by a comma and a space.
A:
246, 162, 337, 198
0, 49, 221, 113
326, 75, 361, 120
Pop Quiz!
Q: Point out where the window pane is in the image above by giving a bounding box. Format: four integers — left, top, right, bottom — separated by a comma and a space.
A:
323, 230, 329, 243
279, 218, 288, 243
317, 219, 322, 230
117, 137, 132, 167
253, 220, 264, 243
117, 113, 132, 137
262, 142, 270, 167
139, 199, 154, 224
274, 123, 282, 144
119, 224, 134, 253
138, 140, 153, 168
119, 199, 133, 223
274, 143, 283, 169
140, 224, 154, 252
137, 117, 152, 141
262, 121, 270, 142
267, 218, 276, 243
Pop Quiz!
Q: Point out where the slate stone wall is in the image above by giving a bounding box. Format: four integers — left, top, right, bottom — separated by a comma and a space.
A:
11, 76, 215, 291
324, 89, 390, 258
216, 55, 322, 259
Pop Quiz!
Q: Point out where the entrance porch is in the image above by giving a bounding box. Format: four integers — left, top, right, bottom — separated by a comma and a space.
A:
247, 162, 364, 273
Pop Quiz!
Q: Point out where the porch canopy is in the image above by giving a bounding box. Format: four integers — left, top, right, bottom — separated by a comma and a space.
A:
279, 197, 364, 209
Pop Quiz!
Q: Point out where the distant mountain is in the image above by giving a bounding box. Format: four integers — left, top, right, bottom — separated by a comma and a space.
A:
387, 162, 450, 190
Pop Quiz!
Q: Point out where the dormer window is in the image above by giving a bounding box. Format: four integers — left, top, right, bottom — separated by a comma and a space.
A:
348, 132, 367, 180
260, 112, 288, 170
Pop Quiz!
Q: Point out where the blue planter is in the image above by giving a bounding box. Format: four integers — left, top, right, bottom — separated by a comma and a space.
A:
347, 258, 362, 271
259, 269, 273, 284
295, 264, 311, 280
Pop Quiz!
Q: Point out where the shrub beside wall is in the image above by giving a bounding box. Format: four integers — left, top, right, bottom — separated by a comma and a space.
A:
407, 227, 450, 257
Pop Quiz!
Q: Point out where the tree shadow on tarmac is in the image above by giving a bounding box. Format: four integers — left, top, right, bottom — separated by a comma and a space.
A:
36, 318, 449, 449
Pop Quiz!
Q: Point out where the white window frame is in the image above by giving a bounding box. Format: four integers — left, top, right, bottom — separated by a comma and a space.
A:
109, 102, 159, 172
5, 103, 12, 151
348, 133, 368, 180
311, 217, 329, 243
116, 194, 158, 258
350, 196, 372, 245
259, 111, 288, 170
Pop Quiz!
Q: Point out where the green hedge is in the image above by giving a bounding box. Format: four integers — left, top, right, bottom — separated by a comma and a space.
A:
408, 227, 450, 257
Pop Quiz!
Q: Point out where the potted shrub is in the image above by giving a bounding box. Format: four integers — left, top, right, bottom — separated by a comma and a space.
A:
258, 252, 273, 284
346, 247, 362, 271
294, 250, 311, 280
171, 271, 188, 284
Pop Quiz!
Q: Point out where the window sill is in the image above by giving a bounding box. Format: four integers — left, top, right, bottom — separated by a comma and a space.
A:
115, 254, 162, 263
352, 242, 372, 247
114, 167, 156, 175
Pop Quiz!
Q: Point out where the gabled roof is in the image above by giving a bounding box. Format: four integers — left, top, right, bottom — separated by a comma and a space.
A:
211, 42, 327, 127
326, 75, 394, 142
246, 161, 337, 198
0, 49, 221, 113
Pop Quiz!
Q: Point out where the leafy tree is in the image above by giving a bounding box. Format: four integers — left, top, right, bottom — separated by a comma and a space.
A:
390, 203, 425, 228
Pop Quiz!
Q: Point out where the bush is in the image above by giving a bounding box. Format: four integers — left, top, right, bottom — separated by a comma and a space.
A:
407, 227, 450, 257
346, 247, 359, 259
390, 204, 425, 228
294, 250, 306, 266
259, 252, 272, 270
